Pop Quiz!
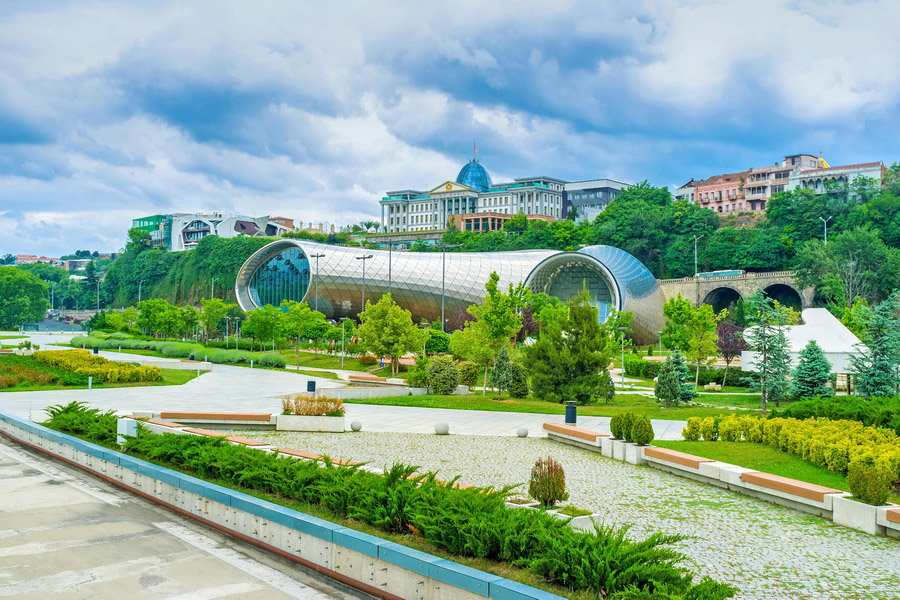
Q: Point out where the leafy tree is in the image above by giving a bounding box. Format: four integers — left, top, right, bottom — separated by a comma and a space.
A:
523, 289, 613, 404
281, 300, 329, 353
0, 266, 49, 328
851, 291, 900, 397
200, 298, 233, 341
840, 296, 870, 338
685, 303, 725, 389
424, 328, 450, 354
181, 306, 200, 338
126, 228, 151, 253
502, 212, 528, 233
136, 298, 176, 337
792, 340, 833, 399
490, 346, 514, 400
242, 304, 285, 351
716, 319, 748, 387
357, 294, 422, 376
743, 291, 792, 411
660, 293, 693, 352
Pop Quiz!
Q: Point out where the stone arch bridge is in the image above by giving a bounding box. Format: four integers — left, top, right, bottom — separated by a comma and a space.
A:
657, 271, 814, 312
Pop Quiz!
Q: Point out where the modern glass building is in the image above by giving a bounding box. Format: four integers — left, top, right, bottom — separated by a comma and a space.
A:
235, 241, 666, 343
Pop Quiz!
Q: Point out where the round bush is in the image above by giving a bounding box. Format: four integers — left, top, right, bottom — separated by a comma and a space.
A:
457, 361, 479, 387
847, 458, 892, 506
620, 413, 637, 443
426, 356, 459, 395
682, 417, 702, 441
609, 414, 625, 440
257, 353, 287, 368
631, 416, 654, 446
358, 355, 378, 366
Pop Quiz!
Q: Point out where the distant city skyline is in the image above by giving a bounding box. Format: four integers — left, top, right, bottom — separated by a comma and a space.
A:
1, 1, 898, 255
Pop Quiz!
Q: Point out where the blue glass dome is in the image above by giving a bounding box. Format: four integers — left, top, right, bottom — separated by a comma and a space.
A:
456, 159, 492, 192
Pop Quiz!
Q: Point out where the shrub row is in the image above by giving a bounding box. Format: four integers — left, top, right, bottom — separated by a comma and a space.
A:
772, 396, 900, 435
609, 412, 654, 445
34, 350, 162, 383
623, 356, 756, 387
43, 402, 736, 600
682, 415, 900, 490
70, 336, 286, 368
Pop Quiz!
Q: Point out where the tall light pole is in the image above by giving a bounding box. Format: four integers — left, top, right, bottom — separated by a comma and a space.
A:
50, 284, 55, 310
224, 317, 232, 348
96, 280, 101, 310
210, 278, 217, 300
693, 234, 705, 277
421, 321, 430, 357
310, 252, 325, 312
138, 279, 145, 303
355, 254, 373, 311
386, 243, 393, 295
618, 326, 628, 388
340, 317, 348, 369
437, 243, 462, 331
820, 216, 832, 245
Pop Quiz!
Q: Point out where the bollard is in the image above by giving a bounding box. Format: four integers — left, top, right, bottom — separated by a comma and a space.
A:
88, 376, 93, 390
250, 360, 254, 368
565, 400, 577, 424
117, 418, 138, 446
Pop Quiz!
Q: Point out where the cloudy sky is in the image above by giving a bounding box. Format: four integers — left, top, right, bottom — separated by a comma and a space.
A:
1, 0, 898, 256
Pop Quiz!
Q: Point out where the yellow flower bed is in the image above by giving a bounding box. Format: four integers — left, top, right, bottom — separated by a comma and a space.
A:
683, 414, 900, 484
34, 350, 162, 383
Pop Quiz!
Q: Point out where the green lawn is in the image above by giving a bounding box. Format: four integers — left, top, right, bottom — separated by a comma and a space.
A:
342, 393, 753, 420
0, 335, 26, 341
295, 369, 340, 380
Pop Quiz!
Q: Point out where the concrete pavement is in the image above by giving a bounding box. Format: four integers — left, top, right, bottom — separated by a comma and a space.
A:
0, 436, 361, 599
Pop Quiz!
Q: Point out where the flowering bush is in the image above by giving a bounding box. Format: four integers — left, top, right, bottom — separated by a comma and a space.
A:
33, 350, 161, 383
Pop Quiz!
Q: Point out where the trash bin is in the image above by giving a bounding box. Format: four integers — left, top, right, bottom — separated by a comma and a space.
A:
188, 354, 195, 361
565, 400, 577, 424
92, 346, 99, 355
307, 380, 316, 393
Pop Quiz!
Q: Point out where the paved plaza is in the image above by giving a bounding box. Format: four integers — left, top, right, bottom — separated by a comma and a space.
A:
236, 430, 900, 600
0, 436, 359, 599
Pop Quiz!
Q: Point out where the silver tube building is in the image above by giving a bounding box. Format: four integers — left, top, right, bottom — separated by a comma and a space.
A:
235, 240, 665, 343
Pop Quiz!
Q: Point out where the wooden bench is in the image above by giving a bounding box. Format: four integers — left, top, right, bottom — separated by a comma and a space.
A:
643, 447, 715, 470
225, 435, 269, 447
182, 427, 229, 438
348, 375, 387, 382
161, 411, 271, 422
128, 416, 186, 429
542, 422, 606, 443
276, 447, 359, 466
887, 508, 900, 524
740, 471, 842, 502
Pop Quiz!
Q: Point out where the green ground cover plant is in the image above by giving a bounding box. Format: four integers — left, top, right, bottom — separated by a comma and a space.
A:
42, 402, 736, 600
72, 335, 286, 368
294, 369, 340, 380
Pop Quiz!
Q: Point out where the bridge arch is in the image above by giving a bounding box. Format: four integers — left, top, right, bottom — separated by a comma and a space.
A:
763, 283, 803, 310
702, 286, 743, 313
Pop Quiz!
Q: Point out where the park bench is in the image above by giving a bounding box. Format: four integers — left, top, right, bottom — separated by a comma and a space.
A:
739, 471, 843, 502
643, 447, 714, 470
159, 411, 274, 428
542, 422, 606, 443
277, 447, 360, 466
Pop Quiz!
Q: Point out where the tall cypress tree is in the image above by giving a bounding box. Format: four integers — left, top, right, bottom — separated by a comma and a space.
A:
669, 348, 696, 404
792, 340, 833, 399
744, 290, 792, 411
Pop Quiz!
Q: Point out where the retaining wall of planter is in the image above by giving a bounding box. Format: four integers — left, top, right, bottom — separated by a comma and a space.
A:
0, 411, 565, 600
543, 422, 900, 538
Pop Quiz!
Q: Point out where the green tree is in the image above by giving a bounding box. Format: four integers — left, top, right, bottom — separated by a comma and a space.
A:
357, 294, 422, 376
242, 304, 285, 351
523, 289, 613, 404
792, 340, 834, 399
200, 298, 232, 341
281, 300, 329, 354
685, 303, 725, 389
126, 228, 151, 253
136, 298, 176, 337
660, 293, 693, 352
0, 266, 49, 328
840, 296, 870, 338
449, 321, 495, 395
851, 291, 900, 397
654, 354, 682, 408
181, 306, 200, 338
490, 346, 514, 400
743, 291, 792, 411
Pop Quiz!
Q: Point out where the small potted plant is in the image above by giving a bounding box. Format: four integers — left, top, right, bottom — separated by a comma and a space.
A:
528, 456, 568, 509
833, 456, 898, 535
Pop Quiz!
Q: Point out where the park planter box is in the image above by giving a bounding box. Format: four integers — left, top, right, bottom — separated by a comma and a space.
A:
611, 440, 629, 462
546, 509, 602, 531
624, 444, 648, 465
275, 415, 345, 432
504, 499, 540, 509
600, 436, 614, 458
832, 495, 890, 535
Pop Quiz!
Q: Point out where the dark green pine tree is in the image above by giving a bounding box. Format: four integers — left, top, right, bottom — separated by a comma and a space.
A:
490, 346, 514, 400
654, 354, 682, 408
851, 291, 900, 398
669, 347, 696, 405
791, 340, 834, 399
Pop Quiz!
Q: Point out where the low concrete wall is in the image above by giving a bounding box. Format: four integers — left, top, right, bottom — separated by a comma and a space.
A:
0, 412, 564, 600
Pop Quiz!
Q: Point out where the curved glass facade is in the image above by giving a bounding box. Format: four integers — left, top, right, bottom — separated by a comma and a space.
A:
236, 241, 665, 343
248, 247, 310, 307
456, 159, 492, 192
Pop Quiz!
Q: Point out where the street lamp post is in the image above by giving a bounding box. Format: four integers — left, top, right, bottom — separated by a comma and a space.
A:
820, 216, 832, 245
138, 279, 145, 303
693, 234, 705, 277
340, 317, 348, 369
421, 321, 430, 357
355, 255, 373, 311
50, 284, 55, 310
224, 317, 232, 348
437, 243, 463, 331
210, 278, 217, 300
618, 326, 628, 388
387, 243, 392, 295
310, 252, 325, 312
96, 280, 101, 310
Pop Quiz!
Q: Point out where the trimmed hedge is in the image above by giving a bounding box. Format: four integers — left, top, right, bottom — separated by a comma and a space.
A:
34, 349, 161, 383
624, 356, 757, 387
772, 396, 900, 435
42, 402, 737, 600
70, 336, 286, 368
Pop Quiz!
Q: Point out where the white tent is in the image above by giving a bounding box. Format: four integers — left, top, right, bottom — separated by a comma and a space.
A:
741, 308, 864, 374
